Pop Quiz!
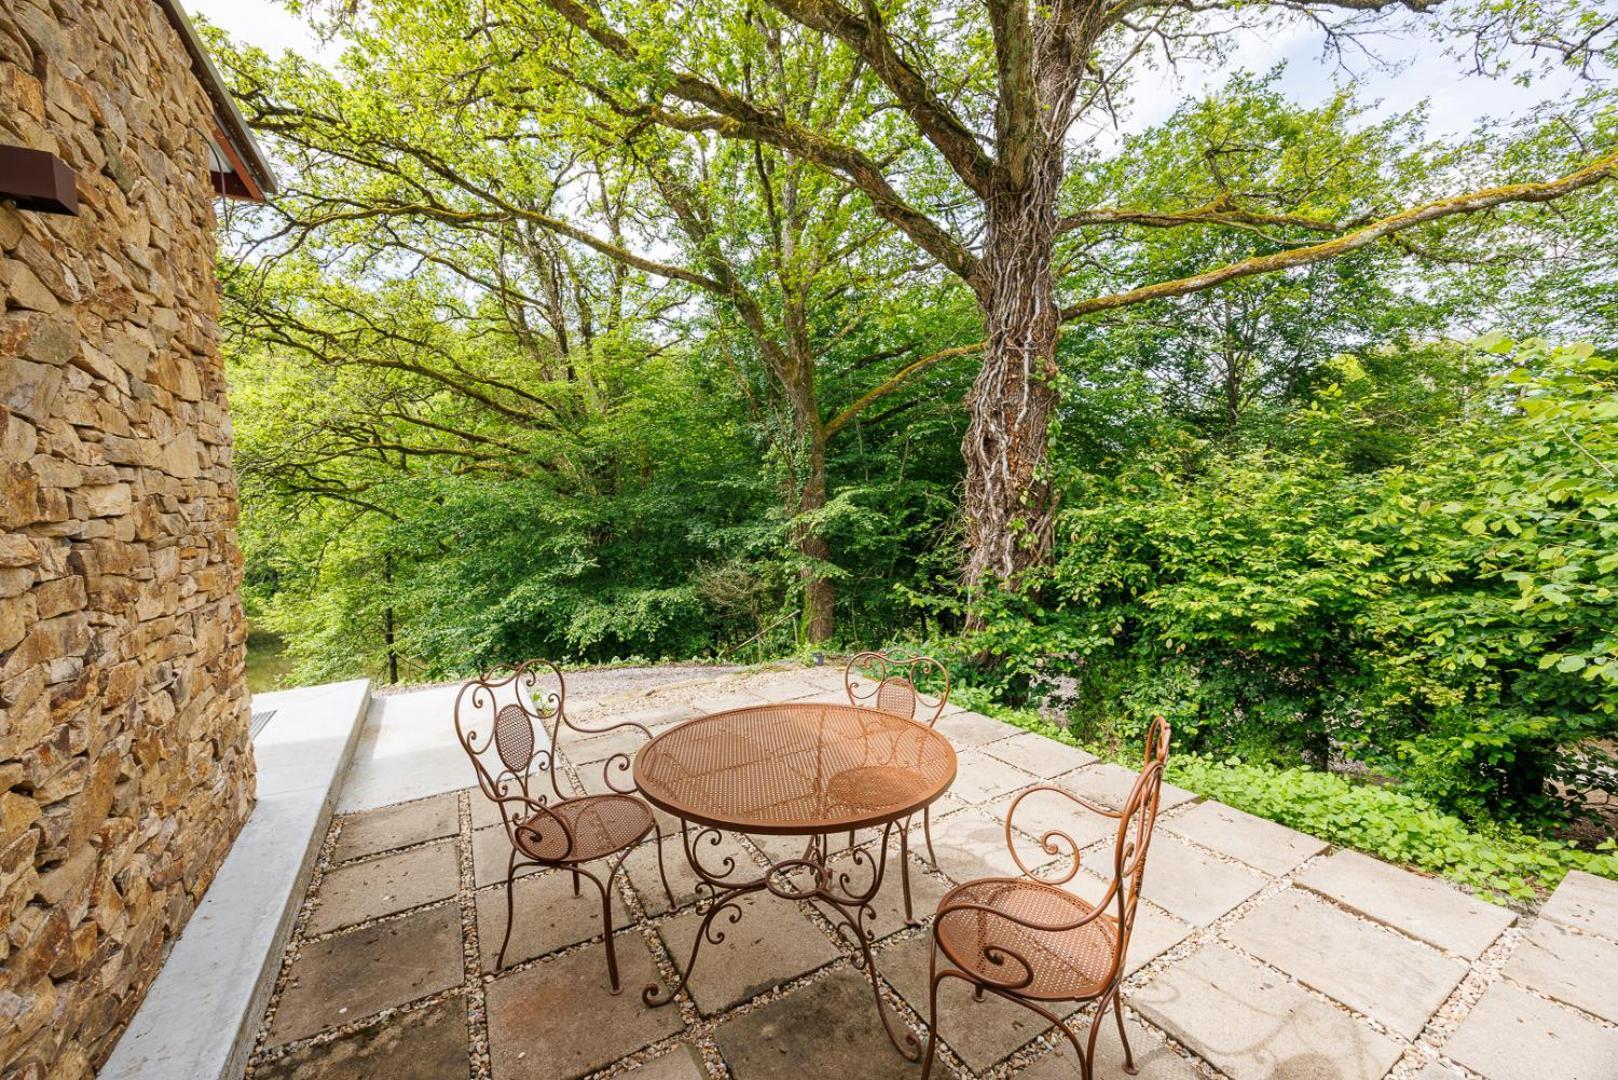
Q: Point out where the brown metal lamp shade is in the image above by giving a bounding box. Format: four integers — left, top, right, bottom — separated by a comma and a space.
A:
0, 146, 79, 216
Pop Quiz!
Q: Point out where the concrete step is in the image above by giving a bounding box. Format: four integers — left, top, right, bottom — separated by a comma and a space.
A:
101, 678, 373, 1080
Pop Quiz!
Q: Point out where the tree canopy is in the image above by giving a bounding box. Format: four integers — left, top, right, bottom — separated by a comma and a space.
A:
214, 0, 1617, 834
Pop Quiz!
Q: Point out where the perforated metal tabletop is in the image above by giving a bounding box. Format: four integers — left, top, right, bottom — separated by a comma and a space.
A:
633, 702, 956, 835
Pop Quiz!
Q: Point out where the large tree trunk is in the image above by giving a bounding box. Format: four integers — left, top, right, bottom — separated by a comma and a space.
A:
961, 169, 1063, 597
782, 325, 836, 644
795, 432, 836, 643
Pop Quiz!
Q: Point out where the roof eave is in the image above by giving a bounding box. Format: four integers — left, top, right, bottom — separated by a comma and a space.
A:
153, 0, 279, 200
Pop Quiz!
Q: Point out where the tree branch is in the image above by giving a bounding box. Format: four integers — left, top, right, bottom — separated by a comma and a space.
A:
1061, 150, 1618, 321
759, 0, 995, 197
535, 0, 978, 280
824, 340, 985, 436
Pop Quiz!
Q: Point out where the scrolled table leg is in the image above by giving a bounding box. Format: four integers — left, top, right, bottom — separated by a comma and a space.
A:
811, 822, 922, 1060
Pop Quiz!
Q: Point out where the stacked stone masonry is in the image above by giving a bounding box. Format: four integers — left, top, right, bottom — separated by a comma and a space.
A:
1, 0, 256, 1075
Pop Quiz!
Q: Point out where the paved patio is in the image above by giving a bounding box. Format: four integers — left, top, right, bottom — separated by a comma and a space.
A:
242, 666, 1618, 1079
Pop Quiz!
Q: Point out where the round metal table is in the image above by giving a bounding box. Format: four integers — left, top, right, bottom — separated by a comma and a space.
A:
634, 702, 956, 1058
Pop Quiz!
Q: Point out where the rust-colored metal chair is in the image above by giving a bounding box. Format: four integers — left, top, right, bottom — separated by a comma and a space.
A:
453, 659, 674, 989
844, 649, 950, 922
920, 717, 1172, 1080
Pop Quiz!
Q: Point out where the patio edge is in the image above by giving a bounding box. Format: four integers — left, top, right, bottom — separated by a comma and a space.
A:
100, 678, 374, 1080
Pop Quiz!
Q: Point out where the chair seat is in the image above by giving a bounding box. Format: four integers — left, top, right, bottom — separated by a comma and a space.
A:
933, 877, 1120, 1000
513, 793, 653, 863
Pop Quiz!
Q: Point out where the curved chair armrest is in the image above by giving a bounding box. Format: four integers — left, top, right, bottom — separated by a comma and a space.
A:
558, 714, 657, 795
1003, 784, 1120, 882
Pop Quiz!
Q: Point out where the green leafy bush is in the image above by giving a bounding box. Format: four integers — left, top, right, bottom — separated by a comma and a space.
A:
970, 339, 1618, 825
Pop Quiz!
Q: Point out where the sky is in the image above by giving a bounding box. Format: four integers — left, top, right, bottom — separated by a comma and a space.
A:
189, 0, 1582, 144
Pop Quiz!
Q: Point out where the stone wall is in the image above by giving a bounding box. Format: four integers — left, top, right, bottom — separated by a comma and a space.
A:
0, 0, 256, 1074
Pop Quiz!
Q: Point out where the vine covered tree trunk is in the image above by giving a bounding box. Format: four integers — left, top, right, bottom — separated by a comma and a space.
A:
796, 435, 836, 643
779, 346, 834, 647
961, 166, 1063, 595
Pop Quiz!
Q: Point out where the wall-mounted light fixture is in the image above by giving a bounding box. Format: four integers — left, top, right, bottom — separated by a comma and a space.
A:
0, 146, 79, 216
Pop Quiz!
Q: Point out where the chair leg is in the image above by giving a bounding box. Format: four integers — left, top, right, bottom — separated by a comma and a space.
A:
571, 869, 581, 896
922, 805, 938, 866
1110, 986, 1137, 1075
594, 850, 636, 996
899, 826, 915, 925
598, 875, 622, 995
920, 939, 943, 1080
496, 849, 519, 971
652, 821, 677, 910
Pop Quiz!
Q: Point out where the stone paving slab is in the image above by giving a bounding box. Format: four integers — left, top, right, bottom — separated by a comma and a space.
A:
749, 673, 839, 702
1121, 834, 1267, 927
1444, 981, 1618, 1080
714, 968, 922, 1079
927, 809, 1054, 884
686, 687, 775, 713
1162, 800, 1328, 877
306, 839, 460, 935
1296, 849, 1515, 958
1502, 918, 1618, 1024
656, 893, 841, 1014
267, 906, 463, 1046
574, 702, 703, 730
981, 730, 1100, 776
1538, 869, 1618, 941
1055, 763, 1197, 812
948, 749, 1040, 804
1134, 943, 1404, 1080
334, 792, 460, 864
933, 710, 1024, 748
627, 1044, 710, 1079
474, 869, 631, 972
1412, 1065, 1466, 1080
1016, 1016, 1199, 1080
1224, 888, 1467, 1039
467, 787, 507, 831
485, 937, 682, 1080
255, 997, 470, 1080
1067, 870, 1194, 975
879, 934, 1079, 1074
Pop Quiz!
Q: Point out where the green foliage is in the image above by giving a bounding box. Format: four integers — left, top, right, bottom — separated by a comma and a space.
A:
216, 0, 1618, 867
971, 340, 1618, 825
1168, 754, 1618, 901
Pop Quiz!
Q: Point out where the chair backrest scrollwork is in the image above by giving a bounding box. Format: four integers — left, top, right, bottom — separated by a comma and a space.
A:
1102, 716, 1171, 975
453, 659, 569, 845
844, 650, 950, 726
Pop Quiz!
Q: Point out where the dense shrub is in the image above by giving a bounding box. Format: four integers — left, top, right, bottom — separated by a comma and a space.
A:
971, 340, 1618, 825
